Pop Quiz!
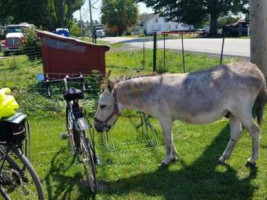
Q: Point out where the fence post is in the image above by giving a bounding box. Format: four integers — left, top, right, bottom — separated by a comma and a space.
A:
181, 31, 185, 73
153, 32, 157, 72
164, 33, 166, 71
143, 40, 145, 70
220, 30, 225, 64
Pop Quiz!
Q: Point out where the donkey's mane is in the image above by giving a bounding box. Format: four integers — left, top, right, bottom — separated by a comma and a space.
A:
101, 73, 160, 90
113, 73, 159, 85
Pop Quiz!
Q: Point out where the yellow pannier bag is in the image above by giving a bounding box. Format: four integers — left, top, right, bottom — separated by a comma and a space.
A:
0, 88, 19, 119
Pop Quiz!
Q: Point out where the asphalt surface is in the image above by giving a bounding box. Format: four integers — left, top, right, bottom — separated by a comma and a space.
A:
99, 37, 250, 58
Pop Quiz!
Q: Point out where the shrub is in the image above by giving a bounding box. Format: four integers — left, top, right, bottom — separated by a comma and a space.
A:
20, 28, 42, 61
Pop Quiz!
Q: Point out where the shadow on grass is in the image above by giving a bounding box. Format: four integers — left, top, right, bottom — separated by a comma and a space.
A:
44, 147, 96, 200
103, 124, 258, 200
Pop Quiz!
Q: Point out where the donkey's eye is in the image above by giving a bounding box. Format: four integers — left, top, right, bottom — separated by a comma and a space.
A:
100, 105, 107, 109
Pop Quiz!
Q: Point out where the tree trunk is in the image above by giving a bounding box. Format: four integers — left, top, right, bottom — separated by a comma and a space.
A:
209, 13, 218, 36
250, 0, 267, 80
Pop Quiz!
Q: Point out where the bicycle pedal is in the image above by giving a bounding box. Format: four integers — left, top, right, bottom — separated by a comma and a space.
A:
60, 133, 69, 140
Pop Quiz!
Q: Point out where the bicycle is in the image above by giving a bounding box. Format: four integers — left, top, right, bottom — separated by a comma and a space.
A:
0, 113, 44, 200
45, 75, 98, 193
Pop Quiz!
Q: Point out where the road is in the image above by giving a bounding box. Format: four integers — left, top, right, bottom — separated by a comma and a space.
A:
99, 37, 250, 58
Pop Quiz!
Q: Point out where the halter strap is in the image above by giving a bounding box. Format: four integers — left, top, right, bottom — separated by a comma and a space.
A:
94, 89, 120, 128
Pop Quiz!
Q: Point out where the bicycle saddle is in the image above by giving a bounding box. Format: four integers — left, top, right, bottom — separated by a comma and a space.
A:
64, 87, 84, 101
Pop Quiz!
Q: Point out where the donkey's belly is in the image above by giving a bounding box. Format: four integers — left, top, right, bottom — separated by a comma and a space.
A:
175, 110, 228, 124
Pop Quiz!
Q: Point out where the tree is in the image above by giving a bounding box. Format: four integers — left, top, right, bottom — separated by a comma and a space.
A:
250, 0, 267, 79
69, 19, 82, 37
0, 0, 83, 31
137, 0, 248, 36
101, 0, 138, 36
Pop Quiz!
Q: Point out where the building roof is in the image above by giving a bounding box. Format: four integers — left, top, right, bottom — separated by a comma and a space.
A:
139, 13, 155, 26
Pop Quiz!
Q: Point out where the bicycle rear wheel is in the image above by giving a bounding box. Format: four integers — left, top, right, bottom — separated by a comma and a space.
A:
79, 131, 97, 193
0, 146, 44, 200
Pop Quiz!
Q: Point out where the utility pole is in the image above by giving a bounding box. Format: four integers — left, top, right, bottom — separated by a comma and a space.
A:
88, 0, 94, 41
250, 0, 267, 79
79, 8, 83, 36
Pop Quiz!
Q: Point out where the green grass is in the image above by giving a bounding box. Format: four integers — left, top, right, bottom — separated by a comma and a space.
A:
106, 48, 240, 77
1, 50, 267, 200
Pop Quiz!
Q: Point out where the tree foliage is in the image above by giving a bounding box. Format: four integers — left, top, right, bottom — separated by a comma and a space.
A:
101, 0, 138, 36
0, 0, 83, 31
137, 0, 248, 36
69, 19, 82, 37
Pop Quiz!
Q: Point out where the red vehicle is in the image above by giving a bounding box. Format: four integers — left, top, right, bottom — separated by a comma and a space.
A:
1, 23, 34, 56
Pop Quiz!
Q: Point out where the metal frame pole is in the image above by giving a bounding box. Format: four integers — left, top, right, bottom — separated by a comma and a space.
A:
153, 32, 157, 72
220, 30, 225, 64
181, 31, 185, 73
164, 33, 166, 71
143, 40, 145, 70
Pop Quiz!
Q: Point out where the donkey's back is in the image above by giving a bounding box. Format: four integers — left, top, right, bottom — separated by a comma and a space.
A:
156, 61, 266, 124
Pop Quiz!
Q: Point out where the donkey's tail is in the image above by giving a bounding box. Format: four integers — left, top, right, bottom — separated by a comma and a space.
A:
256, 86, 267, 125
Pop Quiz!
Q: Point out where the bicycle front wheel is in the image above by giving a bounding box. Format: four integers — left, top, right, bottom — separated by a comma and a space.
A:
79, 131, 97, 193
0, 146, 44, 200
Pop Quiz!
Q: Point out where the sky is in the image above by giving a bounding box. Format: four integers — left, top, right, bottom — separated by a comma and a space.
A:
73, 1, 153, 23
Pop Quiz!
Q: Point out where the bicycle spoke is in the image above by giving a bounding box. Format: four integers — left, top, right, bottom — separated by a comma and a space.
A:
79, 132, 97, 193
0, 147, 43, 200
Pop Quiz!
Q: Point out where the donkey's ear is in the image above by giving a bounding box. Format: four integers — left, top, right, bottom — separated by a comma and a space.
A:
107, 80, 114, 92
106, 70, 111, 79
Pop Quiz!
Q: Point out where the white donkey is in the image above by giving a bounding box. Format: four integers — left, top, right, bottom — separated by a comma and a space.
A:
94, 61, 267, 168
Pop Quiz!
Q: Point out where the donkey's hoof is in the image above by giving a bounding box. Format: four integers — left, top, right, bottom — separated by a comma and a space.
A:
171, 157, 179, 163
218, 159, 226, 166
158, 162, 169, 169
246, 161, 256, 169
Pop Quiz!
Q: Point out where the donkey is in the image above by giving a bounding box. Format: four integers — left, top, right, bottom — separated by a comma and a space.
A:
94, 61, 267, 168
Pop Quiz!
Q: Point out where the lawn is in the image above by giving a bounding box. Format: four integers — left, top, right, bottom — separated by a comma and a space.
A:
1, 48, 267, 200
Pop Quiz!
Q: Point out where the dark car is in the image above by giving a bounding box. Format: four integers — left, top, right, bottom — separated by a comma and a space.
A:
223, 20, 249, 37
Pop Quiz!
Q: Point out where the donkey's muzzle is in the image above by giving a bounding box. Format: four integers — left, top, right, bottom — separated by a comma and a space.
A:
94, 118, 111, 132
94, 124, 104, 132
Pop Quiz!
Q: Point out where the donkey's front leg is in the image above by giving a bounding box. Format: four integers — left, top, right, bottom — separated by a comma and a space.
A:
159, 117, 178, 166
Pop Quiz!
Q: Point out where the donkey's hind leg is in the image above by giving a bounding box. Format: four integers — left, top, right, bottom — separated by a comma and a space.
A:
159, 117, 178, 166
219, 116, 242, 165
243, 121, 261, 168
233, 108, 261, 167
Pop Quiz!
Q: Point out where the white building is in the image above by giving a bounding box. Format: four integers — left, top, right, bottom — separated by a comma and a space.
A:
140, 14, 194, 35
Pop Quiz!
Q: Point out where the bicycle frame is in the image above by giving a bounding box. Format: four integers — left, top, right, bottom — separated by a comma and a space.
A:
43, 74, 98, 193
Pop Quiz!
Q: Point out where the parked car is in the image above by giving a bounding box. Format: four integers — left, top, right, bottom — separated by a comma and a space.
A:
96, 29, 105, 38
93, 24, 105, 38
56, 28, 70, 37
223, 20, 249, 37
1, 23, 35, 56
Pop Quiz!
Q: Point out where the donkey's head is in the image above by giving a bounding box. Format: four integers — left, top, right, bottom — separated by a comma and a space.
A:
94, 80, 120, 132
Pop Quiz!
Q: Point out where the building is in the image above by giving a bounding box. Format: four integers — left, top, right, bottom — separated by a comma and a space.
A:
140, 14, 194, 35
